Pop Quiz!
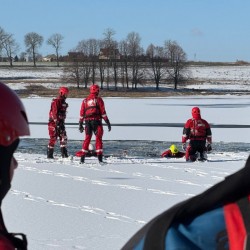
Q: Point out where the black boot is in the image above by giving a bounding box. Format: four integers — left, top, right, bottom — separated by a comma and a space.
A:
61, 147, 68, 158
199, 152, 207, 161
97, 154, 103, 163
47, 148, 54, 159
80, 155, 85, 164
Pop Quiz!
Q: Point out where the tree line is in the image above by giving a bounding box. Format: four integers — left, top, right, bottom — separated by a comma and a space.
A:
0, 26, 63, 67
0, 27, 189, 89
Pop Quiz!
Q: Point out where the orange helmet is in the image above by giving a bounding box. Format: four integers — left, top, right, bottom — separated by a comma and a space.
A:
0, 82, 30, 146
59, 87, 69, 96
90, 84, 100, 95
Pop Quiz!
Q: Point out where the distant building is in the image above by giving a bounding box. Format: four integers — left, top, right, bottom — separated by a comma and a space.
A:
42, 54, 57, 62
66, 52, 85, 61
0, 56, 10, 62
99, 48, 120, 60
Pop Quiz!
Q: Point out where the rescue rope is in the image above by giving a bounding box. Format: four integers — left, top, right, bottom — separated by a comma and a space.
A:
28, 122, 250, 128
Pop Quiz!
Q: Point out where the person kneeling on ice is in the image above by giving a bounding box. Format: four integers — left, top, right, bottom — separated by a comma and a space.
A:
75, 143, 97, 158
78, 84, 111, 163
0, 82, 30, 249
182, 107, 212, 162
161, 144, 185, 158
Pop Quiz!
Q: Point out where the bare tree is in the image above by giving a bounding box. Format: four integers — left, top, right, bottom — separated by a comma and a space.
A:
111, 42, 120, 90
103, 28, 116, 49
126, 32, 144, 89
47, 33, 64, 67
102, 28, 117, 89
164, 40, 188, 89
0, 27, 19, 66
146, 44, 167, 89
64, 38, 101, 89
119, 40, 130, 89
0, 27, 8, 56
97, 45, 106, 89
102, 39, 120, 90
1, 33, 19, 67
85, 39, 100, 83
76, 39, 99, 87
24, 32, 43, 66
63, 50, 86, 88
0, 27, 4, 52
63, 60, 82, 88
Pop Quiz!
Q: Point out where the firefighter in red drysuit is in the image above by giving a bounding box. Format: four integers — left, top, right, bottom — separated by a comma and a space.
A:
161, 144, 185, 158
0, 82, 29, 250
78, 84, 111, 163
47, 87, 69, 159
182, 107, 212, 161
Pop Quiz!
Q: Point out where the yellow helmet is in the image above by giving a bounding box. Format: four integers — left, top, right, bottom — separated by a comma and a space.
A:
170, 144, 179, 154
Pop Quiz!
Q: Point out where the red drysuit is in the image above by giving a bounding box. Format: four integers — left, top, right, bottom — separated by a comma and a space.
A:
161, 149, 185, 158
182, 108, 212, 161
48, 95, 68, 149
79, 93, 110, 156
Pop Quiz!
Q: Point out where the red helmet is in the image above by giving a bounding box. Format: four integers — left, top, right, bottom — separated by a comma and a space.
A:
0, 82, 30, 146
90, 84, 100, 95
59, 87, 69, 96
192, 107, 201, 119
192, 107, 200, 115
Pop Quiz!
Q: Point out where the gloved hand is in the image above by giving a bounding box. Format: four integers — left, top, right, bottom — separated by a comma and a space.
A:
206, 143, 212, 152
79, 121, 84, 133
182, 143, 186, 151
106, 119, 111, 132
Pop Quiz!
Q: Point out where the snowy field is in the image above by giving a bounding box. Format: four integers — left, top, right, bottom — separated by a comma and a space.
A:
2, 65, 250, 92
1, 66, 250, 250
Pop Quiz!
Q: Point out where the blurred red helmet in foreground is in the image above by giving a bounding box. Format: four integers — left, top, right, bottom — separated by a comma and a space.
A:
0, 82, 30, 146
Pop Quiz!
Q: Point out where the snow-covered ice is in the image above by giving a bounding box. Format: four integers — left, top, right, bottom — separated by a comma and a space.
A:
1, 66, 250, 249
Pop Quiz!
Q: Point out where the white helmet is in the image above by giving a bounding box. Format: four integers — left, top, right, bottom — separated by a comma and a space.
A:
88, 143, 94, 151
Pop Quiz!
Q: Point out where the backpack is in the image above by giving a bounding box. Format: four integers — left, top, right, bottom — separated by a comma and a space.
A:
122, 155, 250, 250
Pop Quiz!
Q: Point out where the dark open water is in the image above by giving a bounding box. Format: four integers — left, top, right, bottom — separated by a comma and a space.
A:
18, 139, 250, 158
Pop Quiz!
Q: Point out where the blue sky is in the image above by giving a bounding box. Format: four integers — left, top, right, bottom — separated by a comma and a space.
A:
1, 0, 250, 62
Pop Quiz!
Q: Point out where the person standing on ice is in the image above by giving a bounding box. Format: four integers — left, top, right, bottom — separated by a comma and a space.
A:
0, 82, 30, 249
78, 84, 111, 163
182, 107, 212, 161
47, 87, 69, 159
